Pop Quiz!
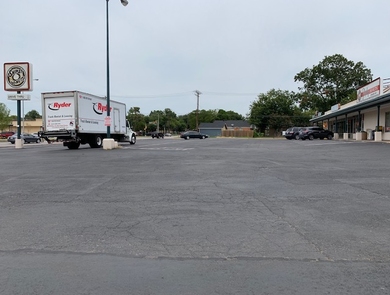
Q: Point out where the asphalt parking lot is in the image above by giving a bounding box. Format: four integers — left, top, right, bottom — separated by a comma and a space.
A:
0, 137, 390, 294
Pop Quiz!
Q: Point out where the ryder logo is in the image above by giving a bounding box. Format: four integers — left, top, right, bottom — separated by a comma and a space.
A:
93, 102, 112, 115
48, 102, 72, 110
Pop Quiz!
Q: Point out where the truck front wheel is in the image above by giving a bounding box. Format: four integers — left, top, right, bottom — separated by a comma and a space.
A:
130, 134, 136, 145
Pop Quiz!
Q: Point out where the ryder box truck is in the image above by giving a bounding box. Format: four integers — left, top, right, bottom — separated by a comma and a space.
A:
39, 91, 136, 149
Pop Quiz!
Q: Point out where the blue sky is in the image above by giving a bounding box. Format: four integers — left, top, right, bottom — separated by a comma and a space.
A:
1, 0, 389, 117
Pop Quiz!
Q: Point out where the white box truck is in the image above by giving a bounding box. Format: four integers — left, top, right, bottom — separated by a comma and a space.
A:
39, 90, 136, 149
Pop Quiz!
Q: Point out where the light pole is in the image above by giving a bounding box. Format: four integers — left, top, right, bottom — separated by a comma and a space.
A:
21, 78, 39, 134
106, 0, 128, 138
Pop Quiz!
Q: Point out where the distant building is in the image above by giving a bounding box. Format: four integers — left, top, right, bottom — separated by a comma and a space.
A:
199, 120, 252, 137
9, 118, 42, 134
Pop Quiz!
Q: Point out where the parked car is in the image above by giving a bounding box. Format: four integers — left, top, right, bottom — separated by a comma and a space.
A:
151, 131, 164, 139
299, 126, 334, 140
7, 133, 41, 144
0, 131, 15, 139
284, 127, 303, 140
180, 131, 208, 140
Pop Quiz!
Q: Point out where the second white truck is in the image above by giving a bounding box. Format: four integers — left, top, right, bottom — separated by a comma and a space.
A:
39, 90, 136, 149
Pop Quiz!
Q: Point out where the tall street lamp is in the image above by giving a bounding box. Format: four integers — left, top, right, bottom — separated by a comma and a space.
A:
106, 0, 128, 138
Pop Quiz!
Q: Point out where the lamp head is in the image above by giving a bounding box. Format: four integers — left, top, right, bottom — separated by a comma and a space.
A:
120, 0, 128, 6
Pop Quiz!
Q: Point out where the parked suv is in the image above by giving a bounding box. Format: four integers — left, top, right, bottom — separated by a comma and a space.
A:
284, 127, 303, 140
299, 126, 334, 140
0, 131, 15, 139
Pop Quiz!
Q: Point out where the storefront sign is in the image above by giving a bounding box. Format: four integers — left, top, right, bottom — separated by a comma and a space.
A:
357, 78, 381, 103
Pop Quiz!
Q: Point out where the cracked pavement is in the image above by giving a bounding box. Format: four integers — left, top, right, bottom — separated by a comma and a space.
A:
0, 138, 389, 294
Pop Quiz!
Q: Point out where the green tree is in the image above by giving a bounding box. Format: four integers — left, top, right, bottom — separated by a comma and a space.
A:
127, 107, 146, 133
291, 108, 313, 127
216, 109, 244, 120
0, 103, 11, 131
148, 110, 164, 131
178, 109, 245, 130
24, 109, 42, 120
294, 54, 372, 113
249, 89, 300, 134
160, 108, 178, 132
180, 110, 217, 130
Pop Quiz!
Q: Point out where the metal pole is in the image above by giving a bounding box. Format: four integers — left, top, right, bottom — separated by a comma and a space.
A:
376, 105, 380, 131
106, 0, 111, 138
17, 91, 21, 139
358, 110, 361, 131
194, 90, 201, 131
22, 100, 24, 134
196, 95, 199, 131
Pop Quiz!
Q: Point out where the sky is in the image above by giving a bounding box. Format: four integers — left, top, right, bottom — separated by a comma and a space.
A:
1, 0, 390, 118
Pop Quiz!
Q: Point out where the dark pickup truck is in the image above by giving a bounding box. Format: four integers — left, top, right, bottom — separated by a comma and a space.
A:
151, 131, 164, 139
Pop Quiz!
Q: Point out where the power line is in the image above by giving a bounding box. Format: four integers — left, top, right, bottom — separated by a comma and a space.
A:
111, 91, 193, 99
110, 91, 259, 99
201, 91, 259, 96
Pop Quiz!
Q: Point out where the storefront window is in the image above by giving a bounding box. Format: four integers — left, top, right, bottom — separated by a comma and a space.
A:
385, 112, 390, 132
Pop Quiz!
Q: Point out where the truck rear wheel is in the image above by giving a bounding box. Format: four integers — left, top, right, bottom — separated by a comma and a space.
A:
89, 135, 103, 148
68, 142, 80, 149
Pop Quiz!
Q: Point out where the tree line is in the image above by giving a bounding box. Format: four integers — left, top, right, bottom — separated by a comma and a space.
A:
1, 54, 373, 135
128, 107, 244, 134
248, 54, 372, 135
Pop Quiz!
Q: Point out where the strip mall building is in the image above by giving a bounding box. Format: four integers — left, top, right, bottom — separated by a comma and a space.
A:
310, 77, 390, 142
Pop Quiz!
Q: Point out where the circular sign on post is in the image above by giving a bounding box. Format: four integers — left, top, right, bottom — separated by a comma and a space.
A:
3, 62, 33, 91
104, 116, 111, 126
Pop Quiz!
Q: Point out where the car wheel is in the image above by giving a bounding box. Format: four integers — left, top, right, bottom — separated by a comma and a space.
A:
295, 135, 300, 140
186, 136, 190, 140
308, 135, 314, 140
36, 139, 41, 143
201, 136, 205, 139
327, 134, 333, 140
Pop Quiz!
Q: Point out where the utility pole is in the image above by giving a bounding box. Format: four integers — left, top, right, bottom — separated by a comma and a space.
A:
194, 90, 201, 131
157, 113, 159, 132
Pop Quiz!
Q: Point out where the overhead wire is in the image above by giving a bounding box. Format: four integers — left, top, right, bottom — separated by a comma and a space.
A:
111, 91, 259, 99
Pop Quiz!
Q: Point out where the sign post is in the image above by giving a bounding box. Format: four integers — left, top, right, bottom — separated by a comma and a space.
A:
3, 62, 34, 149
104, 116, 111, 127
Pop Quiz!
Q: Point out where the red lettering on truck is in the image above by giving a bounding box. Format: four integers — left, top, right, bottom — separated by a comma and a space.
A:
93, 102, 112, 115
48, 102, 72, 110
